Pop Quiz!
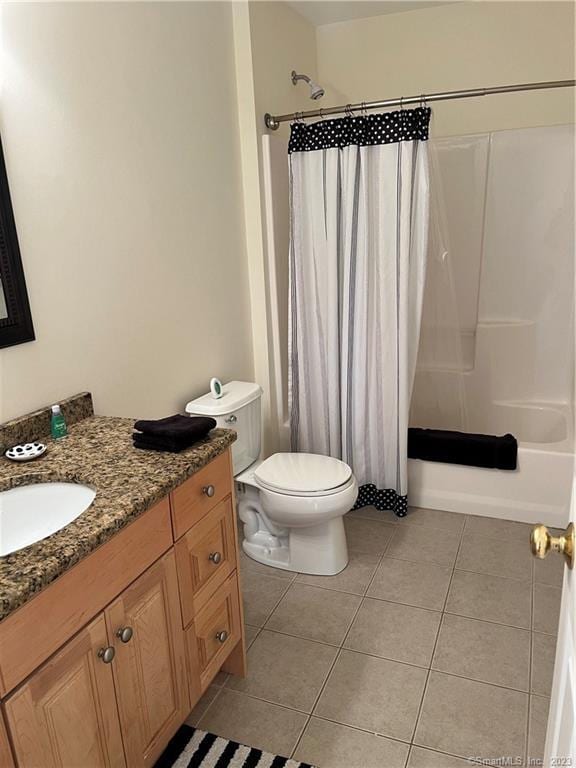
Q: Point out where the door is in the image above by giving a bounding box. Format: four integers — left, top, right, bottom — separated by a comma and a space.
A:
105, 550, 189, 768
4, 614, 125, 768
542, 475, 576, 765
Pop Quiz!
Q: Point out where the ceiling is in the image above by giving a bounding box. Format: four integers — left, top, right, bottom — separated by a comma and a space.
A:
285, 1, 458, 26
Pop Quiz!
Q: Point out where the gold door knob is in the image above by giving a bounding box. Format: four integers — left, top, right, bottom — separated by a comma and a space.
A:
531, 522, 574, 569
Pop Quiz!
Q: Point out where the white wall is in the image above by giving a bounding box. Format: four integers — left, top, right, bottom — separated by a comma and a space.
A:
317, 1, 575, 137
0, 2, 254, 421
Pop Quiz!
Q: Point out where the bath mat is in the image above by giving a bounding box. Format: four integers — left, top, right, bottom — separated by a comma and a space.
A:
154, 724, 314, 768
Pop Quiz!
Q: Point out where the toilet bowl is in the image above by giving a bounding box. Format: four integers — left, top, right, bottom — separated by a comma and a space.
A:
236, 453, 358, 575
186, 381, 358, 576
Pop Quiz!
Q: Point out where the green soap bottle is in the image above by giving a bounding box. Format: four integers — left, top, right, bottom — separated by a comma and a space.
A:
50, 404, 68, 439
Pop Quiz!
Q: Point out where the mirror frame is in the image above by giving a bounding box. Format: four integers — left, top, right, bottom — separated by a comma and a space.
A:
0, 135, 35, 349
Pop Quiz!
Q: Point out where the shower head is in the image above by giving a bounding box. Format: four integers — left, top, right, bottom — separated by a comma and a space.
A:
291, 70, 325, 101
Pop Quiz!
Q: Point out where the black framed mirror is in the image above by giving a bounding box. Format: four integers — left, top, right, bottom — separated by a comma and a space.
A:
0, 135, 35, 349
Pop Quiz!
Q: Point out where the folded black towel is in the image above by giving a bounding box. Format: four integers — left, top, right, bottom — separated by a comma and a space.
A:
408, 428, 518, 470
133, 415, 217, 454
134, 415, 216, 439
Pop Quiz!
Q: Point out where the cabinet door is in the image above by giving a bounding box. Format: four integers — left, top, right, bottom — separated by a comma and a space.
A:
105, 550, 189, 768
4, 614, 125, 768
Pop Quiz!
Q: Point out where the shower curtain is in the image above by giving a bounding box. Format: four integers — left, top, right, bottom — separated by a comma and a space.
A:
288, 107, 431, 516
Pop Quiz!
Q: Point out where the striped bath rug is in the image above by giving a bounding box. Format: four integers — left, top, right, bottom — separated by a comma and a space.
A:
155, 725, 314, 768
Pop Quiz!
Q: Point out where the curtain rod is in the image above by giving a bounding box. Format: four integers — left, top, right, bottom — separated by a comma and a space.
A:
264, 79, 576, 130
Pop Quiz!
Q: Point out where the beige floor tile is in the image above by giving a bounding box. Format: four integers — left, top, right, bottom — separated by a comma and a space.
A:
227, 629, 338, 713
314, 649, 427, 742
367, 557, 452, 610
198, 688, 308, 757
533, 583, 562, 635
527, 695, 550, 765
456, 532, 532, 582
533, 553, 564, 587
403, 507, 466, 533
245, 624, 260, 649
414, 672, 528, 761
432, 614, 530, 691
265, 583, 361, 645
344, 598, 441, 667
386, 526, 461, 567
294, 717, 409, 768
531, 632, 557, 696
446, 570, 531, 628
344, 517, 396, 554
346, 506, 401, 524
297, 550, 381, 595
407, 746, 472, 767
241, 570, 291, 627
465, 515, 533, 541
186, 685, 221, 727
239, 550, 296, 581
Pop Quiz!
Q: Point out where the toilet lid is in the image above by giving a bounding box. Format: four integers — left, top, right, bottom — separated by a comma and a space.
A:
254, 453, 352, 495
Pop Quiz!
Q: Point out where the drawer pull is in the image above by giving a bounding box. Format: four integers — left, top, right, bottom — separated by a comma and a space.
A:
98, 646, 115, 664
202, 485, 215, 498
209, 551, 222, 565
116, 626, 133, 644
225, 415, 237, 424
215, 630, 228, 644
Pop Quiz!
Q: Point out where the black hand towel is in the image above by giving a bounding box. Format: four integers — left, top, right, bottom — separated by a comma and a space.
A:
134, 415, 216, 440
408, 428, 517, 470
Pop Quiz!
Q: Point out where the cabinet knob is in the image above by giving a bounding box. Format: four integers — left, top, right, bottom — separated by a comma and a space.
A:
202, 485, 215, 498
98, 646, 115, 664
225, 414, 237, 424
209, 551, 222, 565
116, 626, 134, 643
215, 630, 228, 644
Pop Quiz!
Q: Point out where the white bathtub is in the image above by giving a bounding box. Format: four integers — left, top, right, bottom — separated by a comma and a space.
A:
408, 402, 573, 528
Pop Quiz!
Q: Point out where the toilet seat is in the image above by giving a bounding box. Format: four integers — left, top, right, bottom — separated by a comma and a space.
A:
254, 453, 352, 497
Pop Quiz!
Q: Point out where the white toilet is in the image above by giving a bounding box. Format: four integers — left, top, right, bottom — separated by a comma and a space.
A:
186, 381, 358, 575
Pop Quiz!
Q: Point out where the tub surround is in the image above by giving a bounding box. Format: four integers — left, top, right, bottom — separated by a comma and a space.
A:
0, 399, 236, 620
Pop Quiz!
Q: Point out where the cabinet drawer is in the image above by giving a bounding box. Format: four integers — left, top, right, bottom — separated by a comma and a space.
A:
171, 450, 232, 539
175, 496, 237, 626
187, 574, 242, 693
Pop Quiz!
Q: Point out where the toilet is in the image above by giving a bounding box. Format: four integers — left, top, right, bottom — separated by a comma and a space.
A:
186, 381, 358, 575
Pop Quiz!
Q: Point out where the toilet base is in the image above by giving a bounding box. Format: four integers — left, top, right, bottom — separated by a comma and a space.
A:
242, 517, 348, 576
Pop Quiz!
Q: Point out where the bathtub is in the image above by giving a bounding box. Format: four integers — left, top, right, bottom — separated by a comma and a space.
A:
408, 401, 573, 528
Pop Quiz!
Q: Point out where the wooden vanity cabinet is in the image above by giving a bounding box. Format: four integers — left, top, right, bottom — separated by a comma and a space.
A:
0, 447, 245, 768
3, 615, 125, 768
105, 550, 189, 768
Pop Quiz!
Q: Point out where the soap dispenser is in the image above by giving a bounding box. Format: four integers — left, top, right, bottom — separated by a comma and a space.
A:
50, 404, 68, 439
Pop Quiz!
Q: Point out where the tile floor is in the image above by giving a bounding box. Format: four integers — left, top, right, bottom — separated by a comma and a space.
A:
187, 507, 563, 767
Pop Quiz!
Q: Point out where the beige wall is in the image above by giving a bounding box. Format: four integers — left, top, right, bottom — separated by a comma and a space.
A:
233, 1, 317, 450
0, 2, 254, 422
317, 1, 575, 137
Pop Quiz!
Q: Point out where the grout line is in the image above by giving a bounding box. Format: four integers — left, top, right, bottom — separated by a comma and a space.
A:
526, 571, 535, 764
408, 514, 468, 745
290, 543, 391, 758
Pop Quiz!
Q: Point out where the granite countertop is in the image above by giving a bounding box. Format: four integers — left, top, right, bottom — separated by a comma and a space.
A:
0, 415, 236, 621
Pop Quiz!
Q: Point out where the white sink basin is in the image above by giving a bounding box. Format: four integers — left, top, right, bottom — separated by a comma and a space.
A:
0, 482, 96, 556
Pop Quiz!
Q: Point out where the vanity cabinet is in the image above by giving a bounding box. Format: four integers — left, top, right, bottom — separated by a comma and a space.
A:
105, 550, 189, 768
4, 615, 125, 768
0, 447, 245, 768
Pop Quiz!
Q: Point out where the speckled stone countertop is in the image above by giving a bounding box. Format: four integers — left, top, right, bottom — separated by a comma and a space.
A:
0, 416, 236, 622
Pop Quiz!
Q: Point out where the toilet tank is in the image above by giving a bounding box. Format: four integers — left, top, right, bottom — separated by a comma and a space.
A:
185, 381, 262, 476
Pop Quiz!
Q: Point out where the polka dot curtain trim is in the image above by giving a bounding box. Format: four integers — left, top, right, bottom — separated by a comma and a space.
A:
352, 484, 408, 517
288, 107, 431, 154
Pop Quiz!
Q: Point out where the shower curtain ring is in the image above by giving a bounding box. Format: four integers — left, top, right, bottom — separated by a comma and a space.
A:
400, 95, 404, 111
361, 101, 368, 117
345, 104, 353, 118
319, 107, 325, 120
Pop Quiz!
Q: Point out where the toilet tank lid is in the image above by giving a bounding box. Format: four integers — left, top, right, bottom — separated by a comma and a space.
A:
185, 381, 262, 416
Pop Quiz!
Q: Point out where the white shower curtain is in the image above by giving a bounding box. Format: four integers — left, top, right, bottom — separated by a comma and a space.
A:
288, 108, 430, 516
